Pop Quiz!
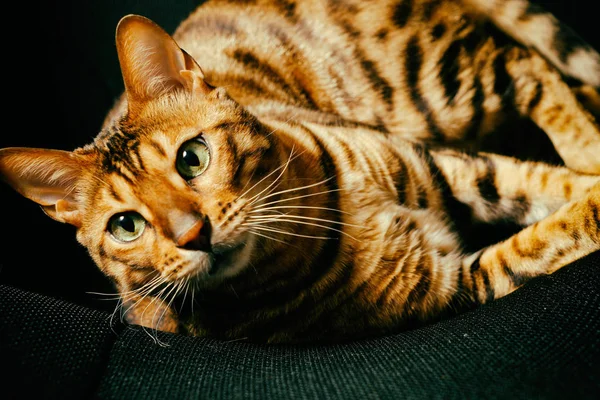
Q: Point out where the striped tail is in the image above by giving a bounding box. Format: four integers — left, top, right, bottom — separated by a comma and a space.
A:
460, 0, 600, 88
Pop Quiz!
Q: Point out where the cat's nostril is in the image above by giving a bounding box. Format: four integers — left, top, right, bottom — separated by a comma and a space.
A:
177, 216, 212, 252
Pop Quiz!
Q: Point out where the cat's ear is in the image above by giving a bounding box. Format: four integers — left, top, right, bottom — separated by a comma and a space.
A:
0, 148, 88, 227
115, 14, 212, 113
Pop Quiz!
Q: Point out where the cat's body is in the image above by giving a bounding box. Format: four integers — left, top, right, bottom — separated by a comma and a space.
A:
1, 0, 599, 343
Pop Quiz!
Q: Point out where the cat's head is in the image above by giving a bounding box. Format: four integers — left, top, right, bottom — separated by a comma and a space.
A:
0, 15, 283, 293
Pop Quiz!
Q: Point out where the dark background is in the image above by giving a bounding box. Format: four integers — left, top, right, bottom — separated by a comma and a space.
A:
0, 0, 598, 313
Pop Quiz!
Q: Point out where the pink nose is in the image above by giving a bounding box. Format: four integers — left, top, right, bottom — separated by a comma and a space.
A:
176, 218, 211, 251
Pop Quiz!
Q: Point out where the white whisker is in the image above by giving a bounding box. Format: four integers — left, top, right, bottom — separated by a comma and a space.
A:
108, 298, 124, 334
245, 218, 356, 240
253, 188, 344, 209
119, 276, 168, 320
146, 281, 180, 347
138, 295, 167, 346
246, 146, 298, 204
250, 205, 351, 215
150, 283, 177, 328
133, 278, 171, 322
249, 213, 363, 228
250, 176, 335, 206
263, 112, 299, 138
237, 156, 288, 200
223, 337, 249, 343
246, 225, 333, 240
179, 277, 191, 313
190, 281, 196, 316
88, 276, 161, 300
103, 273, 167, 330
91, 293, 125, 301
247, 229, 289, 244
91, 272, 163, 301
156, 279, 186, 334
119, 275, 166, 305
239, 144, 304, 203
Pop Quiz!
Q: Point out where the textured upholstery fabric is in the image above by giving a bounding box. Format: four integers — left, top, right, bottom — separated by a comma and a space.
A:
0, 286, 123, 400
2, 251, 599, 399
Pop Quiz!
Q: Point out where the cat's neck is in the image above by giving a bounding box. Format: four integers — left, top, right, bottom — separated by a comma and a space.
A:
206, 117, 345, 292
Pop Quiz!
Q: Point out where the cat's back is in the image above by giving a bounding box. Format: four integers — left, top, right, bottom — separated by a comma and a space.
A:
170, 0, 472, 120
119, 0, 597, 159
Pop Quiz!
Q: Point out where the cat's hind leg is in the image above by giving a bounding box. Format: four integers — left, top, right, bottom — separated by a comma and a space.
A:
426, 148, 600, 304
460, 184, 599, 304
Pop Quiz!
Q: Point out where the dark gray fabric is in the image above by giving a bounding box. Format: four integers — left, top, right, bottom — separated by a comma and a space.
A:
95, 251, 600, 400
2, 252, 598, 399
0, 286, 123, 400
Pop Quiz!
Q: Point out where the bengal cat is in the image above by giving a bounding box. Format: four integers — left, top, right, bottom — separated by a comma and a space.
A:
1, 0, 599, 344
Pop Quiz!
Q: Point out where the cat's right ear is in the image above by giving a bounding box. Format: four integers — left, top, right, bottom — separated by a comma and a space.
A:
115, 14, 213, 116
0, 148, 88, 227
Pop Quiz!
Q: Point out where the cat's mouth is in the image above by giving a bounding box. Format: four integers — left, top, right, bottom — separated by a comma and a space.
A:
184, 237, 251, 284
209, 242, 246, 275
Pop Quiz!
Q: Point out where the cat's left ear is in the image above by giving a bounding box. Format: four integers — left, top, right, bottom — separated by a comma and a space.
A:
115, 14, 213, 115
0, 148, 88, 227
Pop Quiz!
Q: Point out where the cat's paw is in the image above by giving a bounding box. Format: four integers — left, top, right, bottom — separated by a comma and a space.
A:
122, 296, 179, 333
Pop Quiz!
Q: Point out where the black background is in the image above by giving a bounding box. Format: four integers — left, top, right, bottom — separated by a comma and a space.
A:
0, 0, 598, 313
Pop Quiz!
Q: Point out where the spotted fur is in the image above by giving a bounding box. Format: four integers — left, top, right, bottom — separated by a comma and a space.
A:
1, 0, 599, 343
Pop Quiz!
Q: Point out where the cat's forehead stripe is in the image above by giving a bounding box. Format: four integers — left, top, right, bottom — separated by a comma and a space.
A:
96, 123, 147, 181
108, 185, 124, 203
149, 139, 168, 157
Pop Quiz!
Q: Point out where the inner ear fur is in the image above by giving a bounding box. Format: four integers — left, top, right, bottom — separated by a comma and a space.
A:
0, 147, 89, 227
115, 14, 212, 114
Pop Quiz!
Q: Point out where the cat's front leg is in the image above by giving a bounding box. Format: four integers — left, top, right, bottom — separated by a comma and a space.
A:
121, 294, 179, 334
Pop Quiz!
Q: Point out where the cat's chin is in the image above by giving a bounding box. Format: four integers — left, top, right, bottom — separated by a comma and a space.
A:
187, 235, 255, 286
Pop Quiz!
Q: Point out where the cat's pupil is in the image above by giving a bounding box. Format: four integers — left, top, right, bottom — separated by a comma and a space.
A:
182, 150, 200, 167
119, 215, 135, 232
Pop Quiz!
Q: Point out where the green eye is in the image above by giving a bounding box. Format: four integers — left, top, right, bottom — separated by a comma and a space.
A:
109, 212, 146, 242
176, 137, 210, 179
